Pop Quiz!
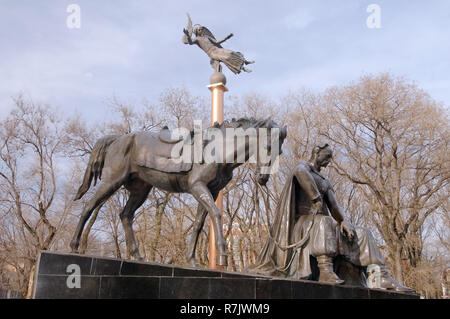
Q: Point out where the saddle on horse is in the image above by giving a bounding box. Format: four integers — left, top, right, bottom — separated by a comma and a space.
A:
134, 127, 194, 173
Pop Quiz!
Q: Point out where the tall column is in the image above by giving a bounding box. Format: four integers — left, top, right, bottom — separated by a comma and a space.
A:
207, 71, 228, 269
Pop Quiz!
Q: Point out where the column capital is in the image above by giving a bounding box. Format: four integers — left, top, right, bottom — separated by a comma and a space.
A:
207, 82, 228, 92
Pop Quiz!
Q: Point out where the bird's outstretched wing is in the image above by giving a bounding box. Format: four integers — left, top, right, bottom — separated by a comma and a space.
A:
200, 26, 216, 40
186, 13, 193, 37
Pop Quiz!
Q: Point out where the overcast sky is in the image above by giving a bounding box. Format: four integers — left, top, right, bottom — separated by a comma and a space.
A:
1, 0, 449, 122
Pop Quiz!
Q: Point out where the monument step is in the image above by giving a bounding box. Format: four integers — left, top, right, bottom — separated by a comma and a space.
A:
33, 251, 418, 299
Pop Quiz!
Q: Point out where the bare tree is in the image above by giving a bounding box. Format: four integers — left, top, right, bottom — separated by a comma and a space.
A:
318, 73, 449, 288
159, 87, 206, 128
0, 95, 68, 297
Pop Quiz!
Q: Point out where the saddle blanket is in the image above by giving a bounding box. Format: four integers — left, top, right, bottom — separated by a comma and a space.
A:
134, 131, 193, 173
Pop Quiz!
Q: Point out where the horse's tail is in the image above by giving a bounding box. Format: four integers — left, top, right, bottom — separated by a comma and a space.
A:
73, 135, 119, 200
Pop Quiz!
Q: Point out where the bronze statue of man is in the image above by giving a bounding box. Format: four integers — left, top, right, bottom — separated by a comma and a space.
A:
248, 143, 413, 292
182, 14, 254, 74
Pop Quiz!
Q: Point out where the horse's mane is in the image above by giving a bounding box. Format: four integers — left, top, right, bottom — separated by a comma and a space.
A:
154, 117, 278, 142
212, 117, 277, 130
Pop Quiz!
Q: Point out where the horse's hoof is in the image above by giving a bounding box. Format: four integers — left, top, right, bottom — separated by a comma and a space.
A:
187, 258, 201, 268
216, 255, 228, 267
130, 252, 143, 261
70, 245, 79, 254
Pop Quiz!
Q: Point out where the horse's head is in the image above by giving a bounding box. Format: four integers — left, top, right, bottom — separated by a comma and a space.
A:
254, 119, 287, 186
214, 117, 287, 185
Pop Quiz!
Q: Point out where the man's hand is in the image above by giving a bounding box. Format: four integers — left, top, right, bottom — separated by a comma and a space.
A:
340, 220, 355, 242
310, 198, 322, 215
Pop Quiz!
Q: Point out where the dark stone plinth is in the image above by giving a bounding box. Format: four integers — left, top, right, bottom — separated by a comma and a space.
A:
33, 251, 419, 299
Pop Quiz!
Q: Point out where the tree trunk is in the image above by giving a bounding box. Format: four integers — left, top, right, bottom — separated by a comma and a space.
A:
150, 208, 163, 261
150, 193, 169, 261
25, 263, 36, 299
113, 234, 122, 259
392, 246, 404, 284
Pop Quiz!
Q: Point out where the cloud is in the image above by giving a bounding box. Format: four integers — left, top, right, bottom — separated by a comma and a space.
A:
1, 0, 449, 123
282, 9, 316, 30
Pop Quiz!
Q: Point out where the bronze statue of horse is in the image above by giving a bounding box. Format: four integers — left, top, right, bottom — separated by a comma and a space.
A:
70, 117, 287, 267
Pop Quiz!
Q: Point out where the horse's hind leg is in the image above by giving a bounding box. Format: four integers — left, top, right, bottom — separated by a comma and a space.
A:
70, 179, 124, 253
186, 205, 208, 267
120, 181, 152, 260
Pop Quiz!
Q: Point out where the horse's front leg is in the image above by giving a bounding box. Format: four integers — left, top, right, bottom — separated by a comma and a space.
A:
186, 191, 218, 267
190, 183, 227, 267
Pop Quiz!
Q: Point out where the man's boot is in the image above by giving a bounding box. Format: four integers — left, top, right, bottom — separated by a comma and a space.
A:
379, 266, 415, 293
317, 256, 345, 285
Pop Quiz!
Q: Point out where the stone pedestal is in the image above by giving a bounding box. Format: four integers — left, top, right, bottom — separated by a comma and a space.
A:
33, 251, 418, 299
